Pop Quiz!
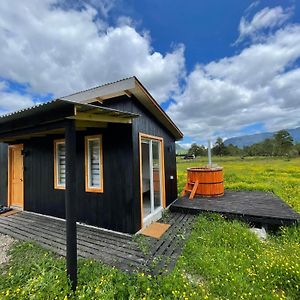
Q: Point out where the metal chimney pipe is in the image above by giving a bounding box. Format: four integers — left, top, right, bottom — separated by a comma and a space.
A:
208, 139, 212, 167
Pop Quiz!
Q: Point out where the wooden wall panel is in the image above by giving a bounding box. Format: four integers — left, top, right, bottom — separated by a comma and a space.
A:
24, 136, 65, 217
1, 95, 178, 233
105, 96, 178, 231
75, 124, 135, 232
23, 123, 136, 233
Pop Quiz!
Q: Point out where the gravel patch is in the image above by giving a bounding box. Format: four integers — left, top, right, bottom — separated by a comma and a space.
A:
0, 234, 15, 265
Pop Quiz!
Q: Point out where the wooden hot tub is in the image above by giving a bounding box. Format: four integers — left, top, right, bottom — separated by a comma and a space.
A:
182, 167, 224, 199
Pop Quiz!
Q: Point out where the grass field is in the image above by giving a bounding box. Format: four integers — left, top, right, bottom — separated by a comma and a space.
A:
177, 156, 300, 213
0, 157, 299, 299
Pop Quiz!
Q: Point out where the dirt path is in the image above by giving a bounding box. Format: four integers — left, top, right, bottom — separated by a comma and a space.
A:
0, 234, 14, 265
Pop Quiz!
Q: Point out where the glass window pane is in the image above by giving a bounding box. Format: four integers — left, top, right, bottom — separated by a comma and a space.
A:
88, 139, 101, 188
142, 141, 151, 218
57, 143, 65, 187
152, 141, 161, 209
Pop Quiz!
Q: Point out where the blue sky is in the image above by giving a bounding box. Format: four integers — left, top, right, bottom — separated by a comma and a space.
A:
116, 1, 252, 66
0, 0, 300, 147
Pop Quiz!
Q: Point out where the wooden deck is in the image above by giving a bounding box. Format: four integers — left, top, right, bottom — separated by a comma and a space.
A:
0, 211, 194, 274
144, 212, 195, 274
171, 191, 300, 227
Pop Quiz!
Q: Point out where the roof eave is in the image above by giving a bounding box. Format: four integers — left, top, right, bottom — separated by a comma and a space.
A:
62, 77, 183, 140
61, 77, 136, 103
132, 77, 183, 140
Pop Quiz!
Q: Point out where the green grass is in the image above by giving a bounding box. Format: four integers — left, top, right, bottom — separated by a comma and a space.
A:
0, 242, 206, 299
177, 214, 300, 300
0, 156, 299, 299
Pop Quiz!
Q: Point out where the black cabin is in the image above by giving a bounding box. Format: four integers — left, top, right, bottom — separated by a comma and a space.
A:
0, 77, 183, 233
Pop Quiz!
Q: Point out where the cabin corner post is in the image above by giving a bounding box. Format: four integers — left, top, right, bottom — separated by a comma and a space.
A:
65, 120, 77, 291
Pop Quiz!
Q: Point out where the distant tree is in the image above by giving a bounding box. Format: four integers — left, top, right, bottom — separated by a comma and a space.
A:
226, 144, 242, 156
212, 137, 228, 156
274, 130, 294, 155
294, 143, 300, 156
187, 143, 206, 157
242, 146, 249, 156
249, 143, 260, 156
260, 138, 275, 156
242, 131, 296, 157
242, 138, 273, 157
199, 145, 207, 156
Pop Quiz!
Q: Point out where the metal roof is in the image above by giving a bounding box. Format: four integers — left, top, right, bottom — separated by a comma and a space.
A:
0, 76, 183, 139
0, 98, 138, 125
61, 76, 135, 100
62, 76, 183, 140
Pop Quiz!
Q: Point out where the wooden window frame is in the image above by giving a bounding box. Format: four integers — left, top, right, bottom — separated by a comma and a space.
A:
54, 139, 66, 190
85, 135, 103, 193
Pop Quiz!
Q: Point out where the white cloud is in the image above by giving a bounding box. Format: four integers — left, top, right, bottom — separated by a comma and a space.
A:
236, 6, 293, 43
176, 143, 192, 150
270, 68, 300, 109
168, 23, 300, 141
0, 81, 7, 90
0, 0, 185, 108
0, 92, 35, 114
245, 1, 260, 14
207, 25, 300, 89
84, 0, 116, 17
1, 0, 300, 144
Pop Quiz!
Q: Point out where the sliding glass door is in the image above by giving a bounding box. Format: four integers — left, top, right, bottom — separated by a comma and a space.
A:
152, 140, 162, 211
140, 135, 164, 224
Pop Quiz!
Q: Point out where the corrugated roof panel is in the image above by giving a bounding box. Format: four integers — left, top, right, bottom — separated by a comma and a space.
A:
0, 98, 138, 125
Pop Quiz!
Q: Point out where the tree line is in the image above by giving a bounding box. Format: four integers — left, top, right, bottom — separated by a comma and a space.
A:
186, 130, 300, 157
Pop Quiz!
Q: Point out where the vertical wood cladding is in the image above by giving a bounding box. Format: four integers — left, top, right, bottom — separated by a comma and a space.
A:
0, 95, 179, 233
24, 136, 65, 217
0, 143, 8, 206
23, 123, 135, 233
104, 96, 178, 230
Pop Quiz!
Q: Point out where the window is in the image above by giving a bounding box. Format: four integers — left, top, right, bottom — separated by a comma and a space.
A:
85, 135, 103, 192
54, 139, 65, 189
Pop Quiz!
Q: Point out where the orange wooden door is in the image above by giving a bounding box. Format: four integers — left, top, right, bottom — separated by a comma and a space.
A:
9, 144, 24, 209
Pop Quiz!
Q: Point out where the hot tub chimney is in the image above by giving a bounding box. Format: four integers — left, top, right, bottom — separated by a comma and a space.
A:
208, 139, 212, 167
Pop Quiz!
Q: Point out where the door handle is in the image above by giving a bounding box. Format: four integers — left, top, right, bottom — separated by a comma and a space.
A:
20, 179, 23, 182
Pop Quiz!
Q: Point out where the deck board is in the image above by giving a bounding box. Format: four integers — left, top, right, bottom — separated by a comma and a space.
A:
12, 213, 143, 257
0, 213, 144, 271
170, 190, 300, 226
1, 191, 298, 274
0, 211, 194, 273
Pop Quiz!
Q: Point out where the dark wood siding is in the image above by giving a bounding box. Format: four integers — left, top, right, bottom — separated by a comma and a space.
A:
2, 95, 179, 233
22, 123, 136, 233
105, 96, 178, 230
0, 143, 8, 206
76, 124, 135, 232
24, 137, 65, 217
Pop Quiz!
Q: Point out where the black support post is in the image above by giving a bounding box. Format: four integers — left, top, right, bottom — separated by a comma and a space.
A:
65, 120, 77, 291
